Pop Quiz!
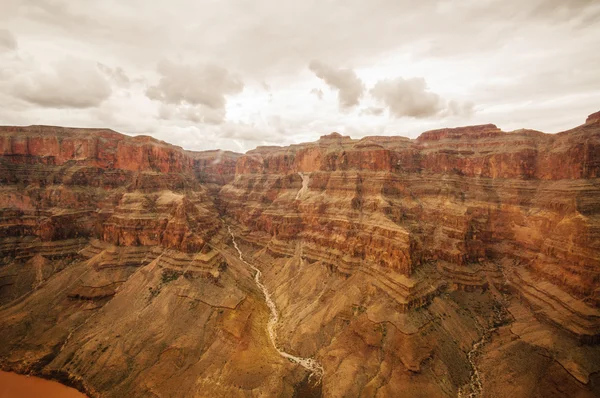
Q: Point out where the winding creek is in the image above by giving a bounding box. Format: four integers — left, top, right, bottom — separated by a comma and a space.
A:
459, 293, 508, 397
458, 332, 487, 398
228, 226, 324, 381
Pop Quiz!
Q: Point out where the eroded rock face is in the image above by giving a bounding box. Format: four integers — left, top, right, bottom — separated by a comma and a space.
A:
1, 115, 599, 397
220, 113, 600, 396
222, 115, 600, 306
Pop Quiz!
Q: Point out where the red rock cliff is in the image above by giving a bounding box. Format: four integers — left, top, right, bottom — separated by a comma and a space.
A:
221, 112, 600, 341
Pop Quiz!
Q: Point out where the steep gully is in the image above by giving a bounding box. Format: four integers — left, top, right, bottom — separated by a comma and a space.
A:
458, 326, 489, 398
295, 172, 310, 200
227, 226, 324, 381
459, 270, 511, 398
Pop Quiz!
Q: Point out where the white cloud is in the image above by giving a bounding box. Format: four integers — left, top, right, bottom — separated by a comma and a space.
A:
360, 107, 385, 116
158, 103, 225, 125
370, 77, 473, 119
146, 60, 243, 124
97, 63, 130, 87
371, 77, 442, 118
310, 88, 324, 100
147, 60, 243, 108
0, 0, 598, 151
309, 60, 364, 109
11, 57, 111, 108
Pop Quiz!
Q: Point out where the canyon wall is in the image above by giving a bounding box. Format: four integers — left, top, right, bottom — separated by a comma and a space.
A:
0, 114, 599, 397
0, 126, 306, 397
0, 126, 239, 258
219, 115, 600, 396
222, 116, 600, 327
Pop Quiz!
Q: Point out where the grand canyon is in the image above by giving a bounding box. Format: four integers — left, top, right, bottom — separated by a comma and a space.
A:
0, 111, 599, 397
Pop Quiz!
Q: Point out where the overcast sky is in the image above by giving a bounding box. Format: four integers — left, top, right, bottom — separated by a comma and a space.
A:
0, 0, 599, 152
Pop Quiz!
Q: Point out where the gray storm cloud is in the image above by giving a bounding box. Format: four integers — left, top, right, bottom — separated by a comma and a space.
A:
371, 77, 472, 119
4, 0, 598, 76
12, 57, 111, 108
309, 61, 365, 109
530, 0, 600, 21
0, 29, 17, 52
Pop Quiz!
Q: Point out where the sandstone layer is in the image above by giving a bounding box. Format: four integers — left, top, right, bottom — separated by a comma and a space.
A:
1, 114, 600, 397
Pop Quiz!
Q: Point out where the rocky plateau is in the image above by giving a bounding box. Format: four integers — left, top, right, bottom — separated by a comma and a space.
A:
1, 112, 600, 397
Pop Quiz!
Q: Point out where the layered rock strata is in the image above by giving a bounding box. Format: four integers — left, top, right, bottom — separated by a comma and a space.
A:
0, 114, 599, 397
221, 116, 600, 341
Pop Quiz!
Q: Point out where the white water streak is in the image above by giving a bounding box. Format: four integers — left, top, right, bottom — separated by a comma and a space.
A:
458, 301, 506, 397
228, 226, 324, 380
458, 332, 488, 398
295, 172, 310, 200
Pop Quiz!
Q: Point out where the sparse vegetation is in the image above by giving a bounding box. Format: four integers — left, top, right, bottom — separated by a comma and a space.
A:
161, 269, 181, 284
148, 270, 183, 301
352, 304, 367, 316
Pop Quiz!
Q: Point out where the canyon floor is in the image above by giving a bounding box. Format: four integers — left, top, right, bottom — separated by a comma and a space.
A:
1, 112, 600, 397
